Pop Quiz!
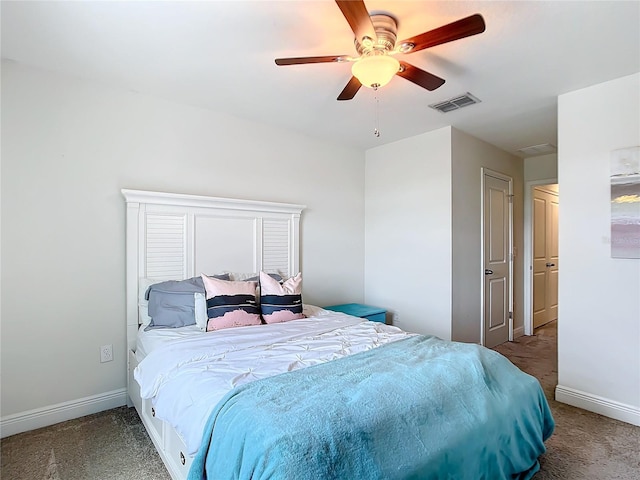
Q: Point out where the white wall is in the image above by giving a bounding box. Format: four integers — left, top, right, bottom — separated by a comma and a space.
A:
0, 62, 365, 425
524, 154, 557, 182
557, 72, 640, 425
364, 127, 523, 344
364, 127, 452, 339
451, 128, 524, 343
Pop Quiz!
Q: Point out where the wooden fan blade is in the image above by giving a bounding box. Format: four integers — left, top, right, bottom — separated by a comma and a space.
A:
275, 55, 349, 66
335, 0, 377, 44
399, 14, 485, 53
396, 62, 445, 91
337, 76, 362, 101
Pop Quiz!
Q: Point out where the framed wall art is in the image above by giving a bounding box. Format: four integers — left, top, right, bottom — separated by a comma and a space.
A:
611, 146, 640, 259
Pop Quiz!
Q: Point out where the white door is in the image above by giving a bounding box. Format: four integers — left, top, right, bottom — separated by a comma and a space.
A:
482, 170, 513, 348
532, 186, 559, 329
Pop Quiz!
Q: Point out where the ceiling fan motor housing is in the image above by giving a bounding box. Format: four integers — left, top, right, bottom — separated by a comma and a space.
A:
354, 14, 398, 55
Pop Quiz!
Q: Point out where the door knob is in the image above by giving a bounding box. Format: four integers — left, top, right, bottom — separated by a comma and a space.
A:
546, 263, 555, 267
484, 269, 493, 275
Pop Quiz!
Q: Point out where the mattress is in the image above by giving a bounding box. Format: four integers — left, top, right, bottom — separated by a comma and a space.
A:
134, 307, 415, 455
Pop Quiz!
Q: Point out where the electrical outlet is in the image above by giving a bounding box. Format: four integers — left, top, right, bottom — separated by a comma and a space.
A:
100, 344, 113, 363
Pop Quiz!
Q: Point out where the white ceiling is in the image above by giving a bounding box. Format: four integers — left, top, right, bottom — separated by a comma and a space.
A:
2, 1, 639, 156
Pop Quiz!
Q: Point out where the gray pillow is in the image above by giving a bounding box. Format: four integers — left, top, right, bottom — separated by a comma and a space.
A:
245, 273, 283, 283
145, 274, 229, 330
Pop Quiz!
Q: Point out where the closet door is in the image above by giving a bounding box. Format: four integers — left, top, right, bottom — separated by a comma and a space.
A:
532, 187, 559, 329
483, 171, 512, 348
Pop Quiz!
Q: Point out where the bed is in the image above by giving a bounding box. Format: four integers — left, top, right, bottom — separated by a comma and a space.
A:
123, 189, 554, 480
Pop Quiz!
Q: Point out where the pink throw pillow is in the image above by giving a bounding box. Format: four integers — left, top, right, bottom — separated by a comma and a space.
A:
201, 275, 261, 331
260, 271, 305, 324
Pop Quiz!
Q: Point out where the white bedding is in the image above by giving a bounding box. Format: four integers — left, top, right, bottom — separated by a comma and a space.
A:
136, 324, 202, 361
135, 305, 327, 361
134, 307, 415, 455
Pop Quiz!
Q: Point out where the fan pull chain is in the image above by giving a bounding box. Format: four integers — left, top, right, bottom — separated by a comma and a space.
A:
373, 87, 380, 138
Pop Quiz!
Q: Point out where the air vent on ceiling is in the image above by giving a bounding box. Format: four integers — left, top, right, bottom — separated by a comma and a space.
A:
517, 143, 557, 157
429, 92, 481, 113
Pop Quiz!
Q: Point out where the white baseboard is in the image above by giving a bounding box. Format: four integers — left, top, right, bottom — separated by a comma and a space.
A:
513, 326, 525, 338
0, 388, 127, 438
555, 385, 640, 426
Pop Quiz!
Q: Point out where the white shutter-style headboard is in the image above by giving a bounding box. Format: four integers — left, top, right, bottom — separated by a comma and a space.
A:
122, 189, 305, 351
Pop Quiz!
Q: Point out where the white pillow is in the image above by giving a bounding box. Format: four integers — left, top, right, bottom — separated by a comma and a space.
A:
224, 271, 258, 281
137, 278, 158, 327
194, 292, 208, 331
302, 304, 324, 317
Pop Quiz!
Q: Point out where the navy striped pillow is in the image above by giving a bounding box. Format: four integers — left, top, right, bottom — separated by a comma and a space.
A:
207, 294, 260, 319
201, 275, 261, 331
260, 294, 303, 319
260, 271, 305, 324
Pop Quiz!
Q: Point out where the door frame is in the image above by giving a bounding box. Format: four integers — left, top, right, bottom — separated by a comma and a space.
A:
480, 168, 514, 346
523, 177, 558, 335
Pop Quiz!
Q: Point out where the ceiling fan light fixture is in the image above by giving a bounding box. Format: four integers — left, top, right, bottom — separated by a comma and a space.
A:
351, 54, 400, 88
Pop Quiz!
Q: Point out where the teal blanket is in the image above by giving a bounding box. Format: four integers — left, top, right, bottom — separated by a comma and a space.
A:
188, 336, 554, 480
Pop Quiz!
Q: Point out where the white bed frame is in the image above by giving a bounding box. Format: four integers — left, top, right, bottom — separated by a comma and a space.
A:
122, 189, 305, 480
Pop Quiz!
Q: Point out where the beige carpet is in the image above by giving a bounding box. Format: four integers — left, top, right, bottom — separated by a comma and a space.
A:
493, 321, 640, 479
2, 322, 639, 479
1, 406, 170, 480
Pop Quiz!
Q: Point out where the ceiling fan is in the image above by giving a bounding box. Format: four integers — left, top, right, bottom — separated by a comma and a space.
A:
275, 0, 485, 101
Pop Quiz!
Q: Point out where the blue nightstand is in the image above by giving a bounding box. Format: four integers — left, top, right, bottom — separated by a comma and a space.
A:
324, 303, 387, 323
